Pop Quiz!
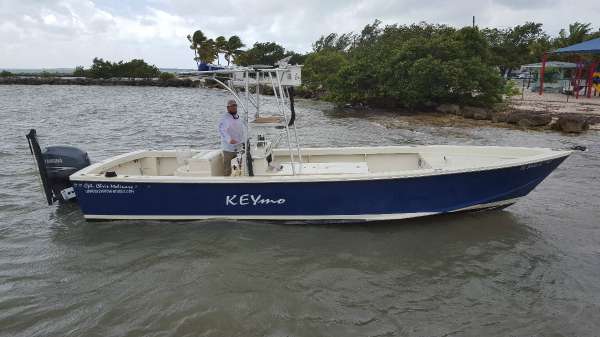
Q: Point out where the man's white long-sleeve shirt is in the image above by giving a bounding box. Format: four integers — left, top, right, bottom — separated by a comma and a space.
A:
219, 112, 245, 152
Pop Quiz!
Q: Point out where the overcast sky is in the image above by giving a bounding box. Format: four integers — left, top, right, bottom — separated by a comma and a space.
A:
1, 0, 599, 69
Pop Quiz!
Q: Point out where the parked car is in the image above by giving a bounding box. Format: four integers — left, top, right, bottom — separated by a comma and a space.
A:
517, 72, 532, 79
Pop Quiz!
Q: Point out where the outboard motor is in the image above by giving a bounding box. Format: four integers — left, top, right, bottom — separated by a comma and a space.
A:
26, 129, 90, 205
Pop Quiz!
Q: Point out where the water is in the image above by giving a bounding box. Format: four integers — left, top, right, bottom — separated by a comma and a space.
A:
1, 85, 599, 337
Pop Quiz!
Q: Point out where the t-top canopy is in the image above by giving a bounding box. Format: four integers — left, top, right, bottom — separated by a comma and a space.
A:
553, 37, 600, 54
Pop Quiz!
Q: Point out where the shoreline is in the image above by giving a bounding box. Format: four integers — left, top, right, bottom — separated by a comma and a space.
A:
432, 103, 600, 133
0, 76, 203, 88
340, 91, 600, 134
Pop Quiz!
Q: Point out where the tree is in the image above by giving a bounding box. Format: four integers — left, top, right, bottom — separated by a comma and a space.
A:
187, 31, 246, 66
197, 39, 217, 64
73, 66, 86, 77
224, 35, 244, 66
159, 72, 176, 81
235, 42, 286, 66
285, 51, 308, 65
187, 30, 212, 66
39, 70, 54, 78
0, 70, 14, 77
555, 22, 594, 47
302, 50, 348, 92
483, 22, 548, 77
313, 33, 354, 52
307, 21, 504, 108
86, 58, 159, 79
89, 58, 113, 79
215, 36, 228, 65
125, 59, 160, 79
355, 19, 382, 47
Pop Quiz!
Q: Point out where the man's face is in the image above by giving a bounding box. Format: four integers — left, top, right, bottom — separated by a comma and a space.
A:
227, 102, 238, 114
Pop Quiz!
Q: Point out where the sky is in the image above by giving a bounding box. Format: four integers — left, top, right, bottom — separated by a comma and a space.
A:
1, 0, 599, 69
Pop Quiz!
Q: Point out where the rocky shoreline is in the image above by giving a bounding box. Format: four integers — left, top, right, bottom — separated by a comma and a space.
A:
0, 76, 203, 88
0, 76, 312, 95
435, 103, 599, 133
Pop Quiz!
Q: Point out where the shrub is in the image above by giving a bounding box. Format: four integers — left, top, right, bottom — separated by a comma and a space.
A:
73, 66, 86, 77
40, 71, 53, 78
159, 72, 177, 81
302, 50, 348, 94
304, 22, 504, 108
504, 80, 522, 97
88, 58, 160, 79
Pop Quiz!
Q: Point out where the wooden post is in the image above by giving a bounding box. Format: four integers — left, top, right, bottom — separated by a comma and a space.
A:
587, 61, 597, 98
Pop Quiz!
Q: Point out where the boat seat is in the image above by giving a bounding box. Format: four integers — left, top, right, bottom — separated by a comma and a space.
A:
175, 150, 225, 176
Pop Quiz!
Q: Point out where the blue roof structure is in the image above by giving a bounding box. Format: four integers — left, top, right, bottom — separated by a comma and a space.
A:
553, 37, 600, 54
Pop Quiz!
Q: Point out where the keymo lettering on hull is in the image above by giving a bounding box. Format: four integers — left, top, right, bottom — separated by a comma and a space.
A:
225, 194, 286, 206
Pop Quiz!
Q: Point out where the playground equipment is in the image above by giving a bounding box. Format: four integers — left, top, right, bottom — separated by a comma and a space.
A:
540, 37, 600, 99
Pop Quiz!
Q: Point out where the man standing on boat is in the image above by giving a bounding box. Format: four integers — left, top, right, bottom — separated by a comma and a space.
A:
219, 99, 245, 176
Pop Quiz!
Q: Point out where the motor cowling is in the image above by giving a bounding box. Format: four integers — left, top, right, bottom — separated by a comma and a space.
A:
26, 129, 90, 205
44, 146, 90, 202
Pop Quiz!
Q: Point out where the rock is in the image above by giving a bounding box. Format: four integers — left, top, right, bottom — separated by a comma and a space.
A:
505, 110, 527, 124
516, 114, 552, 127
506, 109, 534, 123
505, 109, 551, 127
423, 101, 437, 110
490, 111, 508, 123
586, 115, 600, 125
341, 102, 371, 113
569, 145, 587, 151
436, 104, 460, 115
557, 114, 590, 133
472, 110, 490, 120
462, 106, 488, 119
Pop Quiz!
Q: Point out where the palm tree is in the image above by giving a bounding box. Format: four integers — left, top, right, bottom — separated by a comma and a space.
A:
568, 22, 592, 44
557, 22, 592, 47
215, 36, 227, 65
187, 31, 244, 66
224, 35, 245, 66
198, 39, 217, 65
187, 30, 207, 67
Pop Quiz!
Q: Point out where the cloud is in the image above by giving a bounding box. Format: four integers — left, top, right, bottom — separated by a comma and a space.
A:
0, 0, 599, 68
0, 0, 195, 68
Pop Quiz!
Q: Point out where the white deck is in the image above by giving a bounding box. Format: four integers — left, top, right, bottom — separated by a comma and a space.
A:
272, 162, 369, 176
70, 145, 571, 183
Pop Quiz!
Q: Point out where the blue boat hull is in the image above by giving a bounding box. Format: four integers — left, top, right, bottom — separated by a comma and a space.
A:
71, 155, 567, 221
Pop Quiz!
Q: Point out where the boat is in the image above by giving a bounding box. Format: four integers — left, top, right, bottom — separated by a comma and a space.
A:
26, 61, 571, 222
